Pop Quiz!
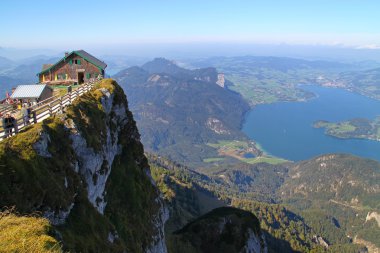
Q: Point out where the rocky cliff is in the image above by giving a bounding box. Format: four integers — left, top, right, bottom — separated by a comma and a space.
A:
0, 79, 168, 253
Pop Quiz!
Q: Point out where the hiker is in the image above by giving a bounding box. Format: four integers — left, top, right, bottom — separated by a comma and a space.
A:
0, 113, 3, 137
17, 100, 22, 110
3, 113, 16, 138
21, 104, 29, 126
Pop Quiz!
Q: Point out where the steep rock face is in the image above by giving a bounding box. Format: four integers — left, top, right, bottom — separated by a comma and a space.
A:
0, 79, 168, 253
168, 207, 267, 253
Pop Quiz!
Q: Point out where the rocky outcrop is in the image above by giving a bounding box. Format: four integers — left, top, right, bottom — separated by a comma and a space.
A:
206, 117, 231, 135
64, 87, 122, 214
242, 229, 268, 253
365, 212, 380, 227
146, 197, 170, 253
216, 73, 225, 88
168, 207, 267, 253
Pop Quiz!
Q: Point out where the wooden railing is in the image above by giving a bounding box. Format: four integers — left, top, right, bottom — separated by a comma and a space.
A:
0, 81, 97, 140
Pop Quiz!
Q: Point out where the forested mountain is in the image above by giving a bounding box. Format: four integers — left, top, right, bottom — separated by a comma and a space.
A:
281, 154, 380, 250
114, 58, 250, 166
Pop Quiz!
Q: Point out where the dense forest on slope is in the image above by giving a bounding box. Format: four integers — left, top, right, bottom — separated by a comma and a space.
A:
280, 154, 380, 248
168, 207, 266, 253
148, 153, 378, 252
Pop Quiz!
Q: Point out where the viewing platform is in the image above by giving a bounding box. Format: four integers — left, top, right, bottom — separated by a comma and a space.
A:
0, 80, 98, 140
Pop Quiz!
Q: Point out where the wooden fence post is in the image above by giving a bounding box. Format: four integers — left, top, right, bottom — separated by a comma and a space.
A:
33, 111, 37, 124
60, 97, 63, 112
14, 121, 19, 134
49, 103, 52, 116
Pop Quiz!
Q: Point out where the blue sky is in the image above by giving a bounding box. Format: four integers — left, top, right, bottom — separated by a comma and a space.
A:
1, 0, 379, 50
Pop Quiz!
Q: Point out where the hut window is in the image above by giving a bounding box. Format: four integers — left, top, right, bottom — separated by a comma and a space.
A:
86, 73, 91, 79
69, 59, 73, 65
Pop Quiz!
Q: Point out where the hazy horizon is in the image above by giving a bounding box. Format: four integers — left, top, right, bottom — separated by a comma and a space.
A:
2, 43, 380, 63
2, 0, 380, 61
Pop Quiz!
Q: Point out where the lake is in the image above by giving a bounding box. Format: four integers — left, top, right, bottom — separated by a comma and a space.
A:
242, 85, 380, 162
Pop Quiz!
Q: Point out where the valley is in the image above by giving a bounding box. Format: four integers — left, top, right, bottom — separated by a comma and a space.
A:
148, 153, 379, 252
205, 140, 287, 165
187, 56, 355, 106
1, 54, 379, 252
116, 58, 380, 252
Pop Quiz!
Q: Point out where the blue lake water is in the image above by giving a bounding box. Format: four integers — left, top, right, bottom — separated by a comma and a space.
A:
242, 85, 380, 162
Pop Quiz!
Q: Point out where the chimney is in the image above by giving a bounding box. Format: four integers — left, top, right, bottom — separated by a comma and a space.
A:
65, 52, 69, 57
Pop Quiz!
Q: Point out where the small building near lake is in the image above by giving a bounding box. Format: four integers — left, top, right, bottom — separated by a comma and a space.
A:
11, 84, 53, 103
37, 50, 107, 85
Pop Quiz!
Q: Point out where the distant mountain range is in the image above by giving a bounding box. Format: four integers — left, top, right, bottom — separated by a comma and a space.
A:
186, 56, 375, 106
190, 56, 356, 72
0, 56, 15, 70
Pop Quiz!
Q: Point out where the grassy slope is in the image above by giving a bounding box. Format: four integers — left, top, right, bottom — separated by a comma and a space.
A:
0, 211, 62, 253
205, 140, 288, 165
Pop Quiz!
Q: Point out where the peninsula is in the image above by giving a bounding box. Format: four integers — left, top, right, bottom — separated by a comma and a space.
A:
313, 117, 380, 141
